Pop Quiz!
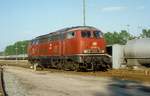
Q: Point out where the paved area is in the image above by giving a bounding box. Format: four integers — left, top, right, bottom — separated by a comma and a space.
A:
3, 66, 150, 96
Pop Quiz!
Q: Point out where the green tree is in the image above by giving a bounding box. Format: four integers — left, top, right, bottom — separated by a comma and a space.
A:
140, 29, 150, 38
0, 51, 4, 56
5, 45, 15, 55
103, 32, 114, 45
119, 30, 135, 44
104, 30, 135, 45
4, 40, 29, 55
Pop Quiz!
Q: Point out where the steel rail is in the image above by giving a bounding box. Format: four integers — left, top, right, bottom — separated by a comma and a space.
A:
0, 65, 7, 96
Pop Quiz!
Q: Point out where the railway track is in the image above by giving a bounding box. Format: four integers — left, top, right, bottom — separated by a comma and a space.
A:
0, 65, 7, 96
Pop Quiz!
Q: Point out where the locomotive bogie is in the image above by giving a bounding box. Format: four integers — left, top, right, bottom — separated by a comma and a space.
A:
28, 54, 111, 71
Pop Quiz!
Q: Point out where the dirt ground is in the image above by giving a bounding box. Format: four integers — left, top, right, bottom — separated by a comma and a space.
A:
0, 60, 150, 83
3, 66, 150, 96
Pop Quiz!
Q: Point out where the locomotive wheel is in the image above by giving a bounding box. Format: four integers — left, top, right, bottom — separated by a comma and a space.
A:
61, 60, 69, 71
72, 63, 80, 72
102, 56, 112, 69
57, 60, 63, 70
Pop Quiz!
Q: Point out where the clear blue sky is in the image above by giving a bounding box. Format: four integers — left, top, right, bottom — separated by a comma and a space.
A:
0, 0, 150, 51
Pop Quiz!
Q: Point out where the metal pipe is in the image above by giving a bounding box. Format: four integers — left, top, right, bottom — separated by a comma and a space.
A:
15, 44, 18, 64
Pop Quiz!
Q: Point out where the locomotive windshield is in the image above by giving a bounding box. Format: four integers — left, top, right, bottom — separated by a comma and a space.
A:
81, 30, 103, 38
67, 31, 75, 39
93, 31, 103, 38
81, 31, 91, 38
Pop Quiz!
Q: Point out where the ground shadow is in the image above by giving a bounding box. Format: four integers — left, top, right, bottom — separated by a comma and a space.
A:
93, 77, 150, 96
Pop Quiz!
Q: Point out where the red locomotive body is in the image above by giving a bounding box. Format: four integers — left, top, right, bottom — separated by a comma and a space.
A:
28, 26, 111, 71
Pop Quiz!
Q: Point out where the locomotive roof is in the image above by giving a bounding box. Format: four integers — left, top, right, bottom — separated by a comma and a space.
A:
35, 26, 99, 40
54, 26, 98, 33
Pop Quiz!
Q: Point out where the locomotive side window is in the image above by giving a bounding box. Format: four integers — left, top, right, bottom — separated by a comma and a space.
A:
39, 37, 48, 43
31, 40, 34, 45
35, 40, 39, 45
66, 31, 75, 39
48, 35, 52, 41
93, 31, 103, 38
32, 39, 39, 45
51, 34, 60, 41
48, 34, 60, 41
61, 33, 66, 40
81, 31, 91, 38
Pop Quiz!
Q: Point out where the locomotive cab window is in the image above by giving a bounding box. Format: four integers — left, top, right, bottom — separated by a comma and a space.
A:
31, 40, 34, 45
39, 37, 48, 43
48, 35, 52, 41
32, 39, 39, 45
93, 31, 103, 38
49, 34, 60, 41
81, 31, 91, 38
66, 31, 75, 39
35, 40, 39, 45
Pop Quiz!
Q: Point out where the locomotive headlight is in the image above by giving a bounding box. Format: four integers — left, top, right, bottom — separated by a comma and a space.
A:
84, 50, 88, 53
92, 42, 97, 46
102, 50, 105, 53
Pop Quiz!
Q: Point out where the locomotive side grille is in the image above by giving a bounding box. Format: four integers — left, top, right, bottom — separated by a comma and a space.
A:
83, 48, 105, 54
91, 48, 100, 53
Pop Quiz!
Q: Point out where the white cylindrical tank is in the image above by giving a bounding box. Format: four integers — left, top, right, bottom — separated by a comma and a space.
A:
124, 38, 150, 65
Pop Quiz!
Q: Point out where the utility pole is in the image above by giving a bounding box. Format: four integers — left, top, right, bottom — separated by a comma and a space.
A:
3, 50, 5, 60
21, 44, 25, 60
15, 44, 18, 64
83, 0, 86, 26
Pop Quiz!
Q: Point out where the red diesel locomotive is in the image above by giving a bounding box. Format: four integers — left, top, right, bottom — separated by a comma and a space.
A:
28, 26, 111, 71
